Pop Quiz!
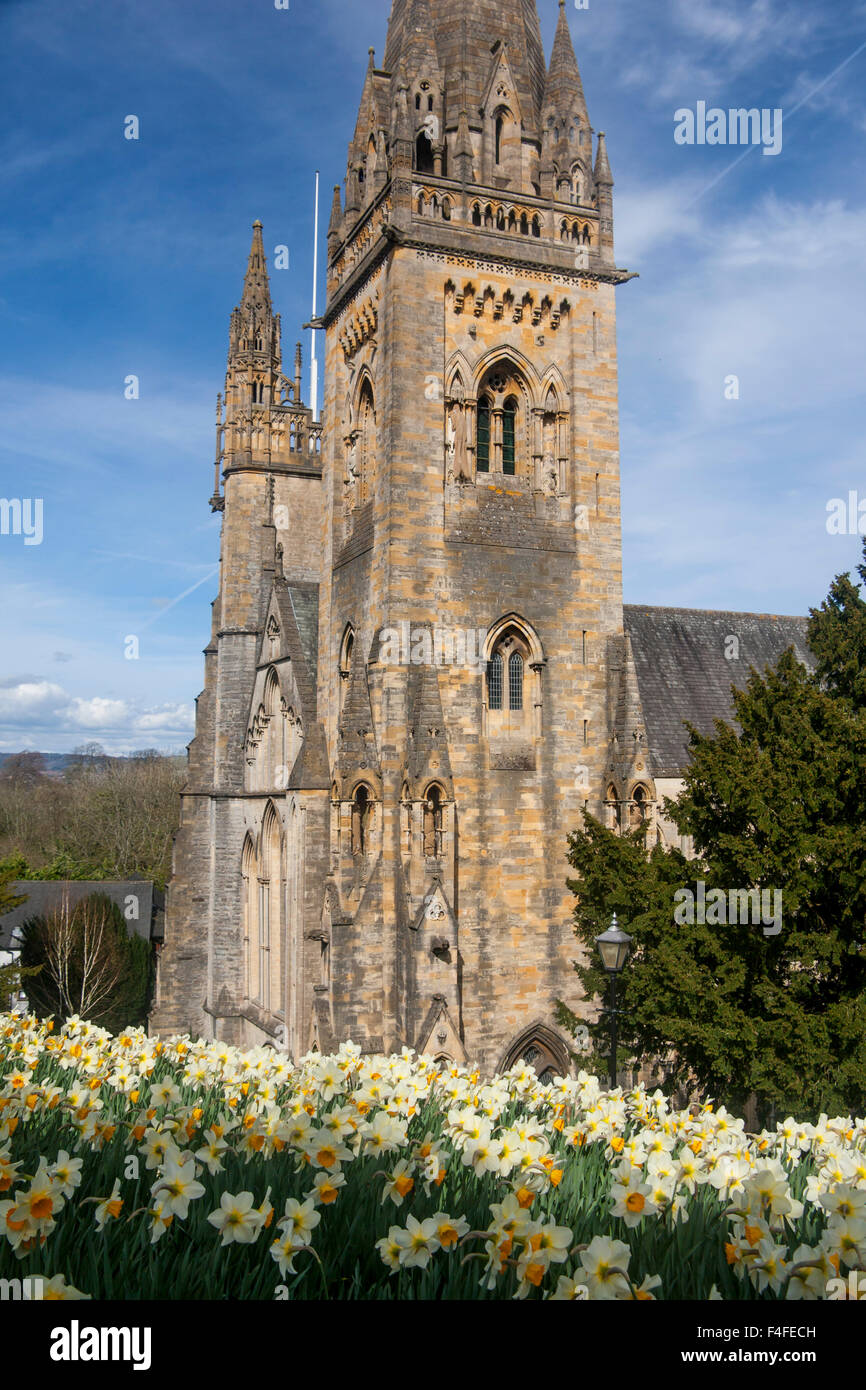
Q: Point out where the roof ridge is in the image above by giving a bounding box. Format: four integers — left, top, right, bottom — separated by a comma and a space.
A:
624, 603, 808, 622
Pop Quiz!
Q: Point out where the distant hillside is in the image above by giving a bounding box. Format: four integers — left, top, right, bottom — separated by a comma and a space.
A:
0, 752, 78, 775
0, 751, 184, 775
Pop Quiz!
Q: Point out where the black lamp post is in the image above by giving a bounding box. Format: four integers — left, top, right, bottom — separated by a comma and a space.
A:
594, 913, 633, 1090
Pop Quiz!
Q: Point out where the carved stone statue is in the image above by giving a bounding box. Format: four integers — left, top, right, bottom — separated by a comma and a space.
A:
344, 433, 360, 507
447, 400, 468, 482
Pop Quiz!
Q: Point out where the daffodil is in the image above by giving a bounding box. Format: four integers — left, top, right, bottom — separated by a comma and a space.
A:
375, 1226, 404, 1272
818, 1184, 866, 1222
395, 1214, 441, 1269
48, 1150, 83, 1200
195, 1129, 229, 1175
310, 1170, 346, 1205
11, 1159, 61, 1234
610, 1171, 657, 1228
430, 1211, 469, 1250
270, 1234, 303, 1277
548, 1274, 589, 1300
277, 1196, 321, 1247
380, 1158, 415, 1206
94, 1180, 124, 1228
303, 1129, 353, 1171
152, 1155, 205, 1219
206, 1190, 266, 1245
785, 1244, 835, 1300
579, 1235, 632, 1300
40, 1274, 92, 1300
822, 1214, 866, 1269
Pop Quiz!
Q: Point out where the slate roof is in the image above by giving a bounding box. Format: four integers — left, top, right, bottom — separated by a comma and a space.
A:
623, 606, 815, 778
286, 582, 319, 685
0, 881, 163, 953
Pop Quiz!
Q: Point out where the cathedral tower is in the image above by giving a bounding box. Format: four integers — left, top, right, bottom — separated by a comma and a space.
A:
153, 224, 328, 1044
155, 0, 634, 1076
317, 0, 632, 1071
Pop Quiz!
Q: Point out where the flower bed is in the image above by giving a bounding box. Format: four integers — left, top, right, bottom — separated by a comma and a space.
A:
1, 1013, 863, 1300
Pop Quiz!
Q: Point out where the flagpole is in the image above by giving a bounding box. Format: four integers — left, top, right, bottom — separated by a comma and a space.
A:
310, 170, 320, 422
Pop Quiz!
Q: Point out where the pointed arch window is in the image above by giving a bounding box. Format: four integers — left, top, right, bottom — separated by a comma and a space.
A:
401, 783, 412, 854
487, 650, 503, 710
501, 1025, 569, 1081
502, 396, 517, 475
630, 785, 650, 836
351, 784, 372, 856
476, 395, 491, 472
484, 621, 542, 742
475, 364, 525, 476
339, 625, 355, 717
423, 784, 444, 857
358, 381, 376, 503
508, 650, 523, 709
259, 807, 282, 1012
495, 114, 503, 165
242, 836, 256, 1001
415, 132, 434, 174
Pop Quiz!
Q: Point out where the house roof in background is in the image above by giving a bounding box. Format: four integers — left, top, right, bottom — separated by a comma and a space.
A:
0, 881, 163, 952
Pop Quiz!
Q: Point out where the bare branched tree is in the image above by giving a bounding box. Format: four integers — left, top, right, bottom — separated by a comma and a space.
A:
32, 892, 124, 1021
0, 751, 185, 885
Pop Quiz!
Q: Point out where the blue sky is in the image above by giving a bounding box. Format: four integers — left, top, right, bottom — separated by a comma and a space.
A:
1, 0, 864, 754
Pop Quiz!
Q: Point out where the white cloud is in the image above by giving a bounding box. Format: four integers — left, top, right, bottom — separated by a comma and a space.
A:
64, 697, 130, 729
133, 704, 195, 733
0, 680, 67, 721
616, 181, 866, 612
615, 182, 705, 264
0, 677, 196, 747
673, 0, 779, 47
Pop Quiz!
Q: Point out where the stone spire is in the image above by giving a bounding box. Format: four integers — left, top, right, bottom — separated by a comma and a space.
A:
382, 0, 546, 137
454, 103, 474, 182
401, 0, 441, 81
228, 221, 279, 369
327, 183, 343, 256
239, 220, 272, 316
594, 131, 615, 265
544, 0, 589, 127
594, 128, 613, 187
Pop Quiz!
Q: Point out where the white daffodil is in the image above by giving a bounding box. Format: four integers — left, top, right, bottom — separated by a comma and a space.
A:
206, 1190, 266, 1245
548, 1274, 589, 1300
48, 1150, 83, 1200
94, 1180, 124, 1228
277, 1196, 321, 1248
395, 1214, 441, 1269
195, 1129, 229, 1175
579, 1235, 632, 1300
375, 1227, 404, 1273
40, 1274, 92, 1301
152, 1155, 205, 1219
610, 1171, 657, 1228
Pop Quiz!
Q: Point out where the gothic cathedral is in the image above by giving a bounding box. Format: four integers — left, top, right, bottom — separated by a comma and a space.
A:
152, 0, 811, 1076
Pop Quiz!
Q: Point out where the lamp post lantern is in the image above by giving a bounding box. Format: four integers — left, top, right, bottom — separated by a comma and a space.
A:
594, 913, 632, 1090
